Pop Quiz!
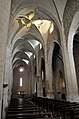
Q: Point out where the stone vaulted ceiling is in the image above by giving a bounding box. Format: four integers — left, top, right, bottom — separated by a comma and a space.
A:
10, 0, 67, 69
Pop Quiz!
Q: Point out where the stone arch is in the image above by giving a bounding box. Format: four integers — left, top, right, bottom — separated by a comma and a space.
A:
12, 39, 36, 55
63, 0, 79, 40
51, 42, 66, 100
12, 59, 30, 69
67, 11, 79, 94
12, 51, 30, 63
12, 63, 30, 95
73, 31, 79, 92
12, 3, 60, 27
47, 22, 60, 51
11, 24, 44, 47
10, 2, 62, 48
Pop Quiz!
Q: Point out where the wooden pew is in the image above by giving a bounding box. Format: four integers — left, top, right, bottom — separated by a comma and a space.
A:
6, 112, 52, 119
32, 96, 79, 119
6, 97, 53, 119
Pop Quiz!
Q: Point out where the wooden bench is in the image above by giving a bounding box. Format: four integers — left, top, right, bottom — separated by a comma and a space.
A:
6, 112, 52, 118
32, 97, 79, 119
7, 109, 45, 114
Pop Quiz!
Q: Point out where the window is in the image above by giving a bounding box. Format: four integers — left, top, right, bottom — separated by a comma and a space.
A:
20, 77, 22, 86
19, 67, 24, 72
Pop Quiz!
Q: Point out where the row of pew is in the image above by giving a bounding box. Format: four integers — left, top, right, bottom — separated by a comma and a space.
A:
5, 96, 79, 119
5, 97, 59, 119
32, 97, 79, 119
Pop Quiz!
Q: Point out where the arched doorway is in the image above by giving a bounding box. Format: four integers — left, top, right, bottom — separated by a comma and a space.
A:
41, 58, 46, 97
52, 42, 66, 100
73, 32, 79, 92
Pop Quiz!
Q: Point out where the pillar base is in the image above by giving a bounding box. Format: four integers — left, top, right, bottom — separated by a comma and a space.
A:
46, 91, 54, 99
37, 91, 43, 97
66, 95, 79, 102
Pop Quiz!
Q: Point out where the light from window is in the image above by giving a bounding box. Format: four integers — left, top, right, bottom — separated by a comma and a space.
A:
50, 23, 54, 34
34, 55, 35, 59
20, 77, 22, 86
19, 67, 24, 72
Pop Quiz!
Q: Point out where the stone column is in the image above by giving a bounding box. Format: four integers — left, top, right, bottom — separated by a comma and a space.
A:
2, 86, 8, 119
2, 48, 11, 119
9, 53, 13, 102
37, 76, 43, 97
4, 47, 12, 103
0, 62, 4, 119
29, 69, 32, 96
30, 55, 35, 95
35, 45, 40, 97
36, 45, 40, 77
45, 45, 54, 98
0, 0, 11, 118
61, 26, 79, 102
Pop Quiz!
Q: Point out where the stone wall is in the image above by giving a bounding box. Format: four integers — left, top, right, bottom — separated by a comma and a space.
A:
47, 23, 60, 55
0, 0, 11, 118
63, 0, 79, 41
13, 65, 30, 95
52, 44, 65, 99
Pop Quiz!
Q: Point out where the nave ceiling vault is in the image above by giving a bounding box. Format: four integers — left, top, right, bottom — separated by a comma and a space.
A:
11, 0, 65, 69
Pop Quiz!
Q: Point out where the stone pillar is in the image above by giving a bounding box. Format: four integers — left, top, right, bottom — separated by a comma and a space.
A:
36, 45, 40, 77
30, 55, 35, 95
0, 0, 11, 118
0, 63, 4, 119
4, 47, 12, 103
2, 87, 8, 119
45, 45, 54, 98
61, 26, 79, 102
35, 45, 40, 97
37, 76, 43, 97
2, 48, 10, 119
27, 64, 31, 96
29, 69, 32, 96
9, 54, 13, 101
